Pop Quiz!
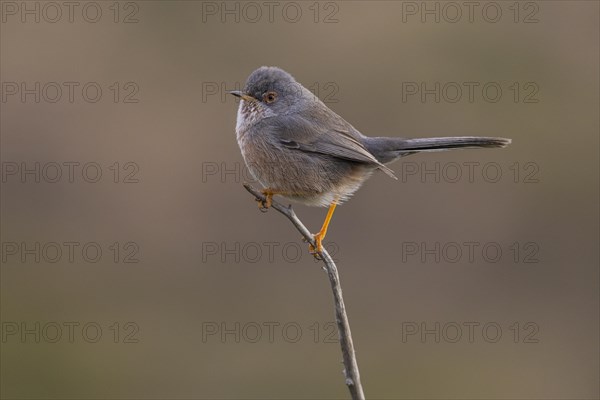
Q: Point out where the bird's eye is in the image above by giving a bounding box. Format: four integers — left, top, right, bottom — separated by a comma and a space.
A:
263, 91, 277, 104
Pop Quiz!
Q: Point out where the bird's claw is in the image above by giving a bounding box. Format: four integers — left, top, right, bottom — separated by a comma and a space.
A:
258, 201, 269, 212
307, 234, 324, 260
256, 191, 273, 212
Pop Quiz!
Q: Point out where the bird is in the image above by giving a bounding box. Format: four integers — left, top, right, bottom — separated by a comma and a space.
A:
230, 66, 511, 254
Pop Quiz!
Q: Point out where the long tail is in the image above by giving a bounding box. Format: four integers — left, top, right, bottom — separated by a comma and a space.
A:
364, 136, 511, 164
397, 136, 511, 151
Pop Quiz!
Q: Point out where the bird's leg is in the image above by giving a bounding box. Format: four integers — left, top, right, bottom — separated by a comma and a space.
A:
256, 188, 294, 212
309, 203, 337, 255
257, 188, 275, 212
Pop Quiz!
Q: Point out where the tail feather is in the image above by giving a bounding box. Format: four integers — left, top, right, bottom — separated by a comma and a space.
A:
364, 136, 511, 164
398, 136, 511, 151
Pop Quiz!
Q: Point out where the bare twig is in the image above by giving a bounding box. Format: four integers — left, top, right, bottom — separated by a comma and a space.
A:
243, 183, 365, 400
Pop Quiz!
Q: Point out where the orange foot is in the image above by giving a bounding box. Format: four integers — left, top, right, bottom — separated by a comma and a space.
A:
257, 189, 274, 212
308, 232, 325, 260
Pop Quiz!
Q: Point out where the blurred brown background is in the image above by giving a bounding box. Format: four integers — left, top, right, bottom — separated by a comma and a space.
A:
1, 1, 598, 399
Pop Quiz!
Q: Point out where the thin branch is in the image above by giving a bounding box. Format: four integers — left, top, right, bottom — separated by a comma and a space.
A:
243, 183, 365, 400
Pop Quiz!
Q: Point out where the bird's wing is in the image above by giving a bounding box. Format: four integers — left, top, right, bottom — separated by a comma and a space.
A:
277, 116, 397, 179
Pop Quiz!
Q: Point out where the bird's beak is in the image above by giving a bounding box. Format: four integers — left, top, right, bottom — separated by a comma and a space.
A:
228, 90, 255, 102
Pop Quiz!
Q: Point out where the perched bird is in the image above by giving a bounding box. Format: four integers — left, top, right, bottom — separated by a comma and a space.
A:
231, 67, 510, 253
